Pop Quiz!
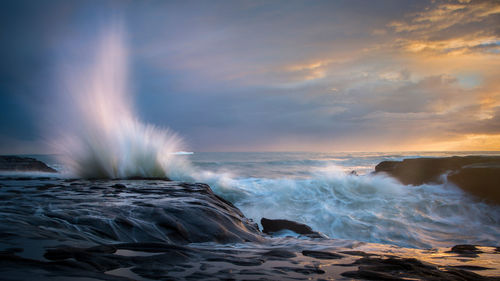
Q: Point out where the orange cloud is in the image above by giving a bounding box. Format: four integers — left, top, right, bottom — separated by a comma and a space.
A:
283, 60, 333, 81
389, 0, 500, 33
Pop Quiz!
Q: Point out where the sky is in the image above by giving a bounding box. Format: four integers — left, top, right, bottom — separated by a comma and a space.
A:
0, 0, 499, 153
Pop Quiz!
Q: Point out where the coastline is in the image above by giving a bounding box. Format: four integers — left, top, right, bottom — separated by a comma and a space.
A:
0, 155, 499, 280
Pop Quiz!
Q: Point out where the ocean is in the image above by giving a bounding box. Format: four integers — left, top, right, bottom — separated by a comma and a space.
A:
22, 151, 500, 249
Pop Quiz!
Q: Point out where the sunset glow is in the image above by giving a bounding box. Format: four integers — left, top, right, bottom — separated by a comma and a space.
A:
0, 0, 499, 153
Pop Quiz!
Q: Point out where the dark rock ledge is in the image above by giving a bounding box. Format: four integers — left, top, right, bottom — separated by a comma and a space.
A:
261, 217, 325, 238
375, 156, 500, 204
0, 155, 57, 173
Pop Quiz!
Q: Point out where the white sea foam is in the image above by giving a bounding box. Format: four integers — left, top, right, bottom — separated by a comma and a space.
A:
200, 164, 500, 249
174, 151, 194, 155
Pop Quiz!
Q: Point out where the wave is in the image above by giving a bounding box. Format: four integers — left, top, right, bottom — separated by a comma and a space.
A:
200, 165, 500, 249
174, 151, 194, 155
51, 22, 189, 179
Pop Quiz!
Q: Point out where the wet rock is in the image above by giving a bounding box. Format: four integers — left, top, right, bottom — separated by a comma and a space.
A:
87, 245, 117, 254
111, 183, 126, 189
375, 156, 499, 185
448, 244, 483, 257
0, 252, 131, 281
261, 218, 323, 238
275, 266, 326, 275
146, 184, 262, 243
447, 164, 500, 204
0, 156, 57, 173
263, 249, 297, 259
302, 250, 344, 259
450, 244, 482, 254
340, 250, 375, 257
3, 241, 500, 280
4, 181, 262, 245
341, 256, 497, 281
375, 156, 500, 204
342, 269, 404, 280
448, 265, 493, 271
116, 242, 192, 253
36, 184, 59, 190
0, 248, 23, 255
207, 256, 265, 266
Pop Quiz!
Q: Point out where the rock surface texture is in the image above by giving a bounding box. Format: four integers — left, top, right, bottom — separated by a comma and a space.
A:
0, 180, 262, 245
375, 156, 500, 204
0, 155, 57, 173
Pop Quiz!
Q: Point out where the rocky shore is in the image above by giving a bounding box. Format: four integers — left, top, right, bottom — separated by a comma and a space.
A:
0, 156, 499, 280
0, 178, 498, 280
375, 156, 500, 204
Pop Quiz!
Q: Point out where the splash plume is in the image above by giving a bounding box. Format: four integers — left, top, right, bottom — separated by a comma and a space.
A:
53, 23, 186, 179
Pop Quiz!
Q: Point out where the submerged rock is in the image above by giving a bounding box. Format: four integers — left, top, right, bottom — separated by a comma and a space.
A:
0, 156, 57, 173
375, 156, 500, 204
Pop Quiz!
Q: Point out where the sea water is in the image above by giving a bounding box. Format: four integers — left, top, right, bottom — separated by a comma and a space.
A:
183, 151, 500, 249
29, 151, 500, 249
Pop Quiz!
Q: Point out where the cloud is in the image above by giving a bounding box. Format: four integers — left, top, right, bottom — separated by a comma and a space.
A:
387, 0, 500, 55
397, 34, 500, 55
455, 106, 500, 135
1, 0, 499, 152
389, 0, 500, 33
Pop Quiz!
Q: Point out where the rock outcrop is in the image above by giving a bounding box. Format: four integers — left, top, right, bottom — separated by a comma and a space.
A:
0, 179, 263, 245
0, 156, 57, 173
261, 218, 324, 238
375, 156, 500, 204
448, 163, 500, 205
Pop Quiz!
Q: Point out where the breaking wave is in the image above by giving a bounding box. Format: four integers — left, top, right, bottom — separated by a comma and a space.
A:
51, 22, 189, 179
202, 165, 500, 249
